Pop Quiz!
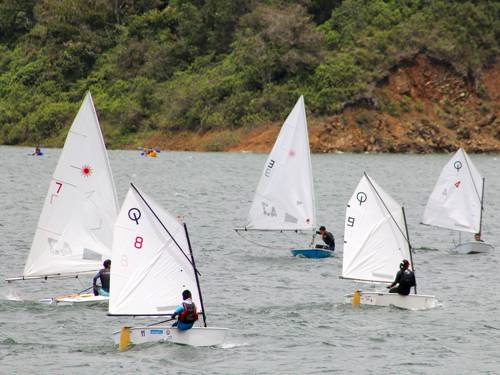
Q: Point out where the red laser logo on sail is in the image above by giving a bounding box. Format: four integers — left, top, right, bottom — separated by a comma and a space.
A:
81, 165, 93, 177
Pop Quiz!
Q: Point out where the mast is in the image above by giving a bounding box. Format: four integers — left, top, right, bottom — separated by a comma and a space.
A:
478, 177, 485, 238
184, 223, 207, 328
402, 206, 417, 295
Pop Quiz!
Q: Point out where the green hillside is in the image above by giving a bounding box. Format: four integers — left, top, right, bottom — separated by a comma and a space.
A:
0, 0, 498, 147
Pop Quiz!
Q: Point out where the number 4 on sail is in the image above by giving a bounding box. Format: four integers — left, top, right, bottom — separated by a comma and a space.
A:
421, 148, 493, 254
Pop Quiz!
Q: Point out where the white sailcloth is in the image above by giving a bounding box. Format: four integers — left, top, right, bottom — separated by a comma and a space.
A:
245, 96, 315, 231
342, 174, 411, 283
422, 148, 483, 234
24, 92, 119, 277
109, 186, 200, 316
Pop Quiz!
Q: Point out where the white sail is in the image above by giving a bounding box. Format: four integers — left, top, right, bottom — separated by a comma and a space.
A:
422, 148, 483, 234
245, 96, 315, 231
23, 92, 119, 277
342, 174, 411, 283
109, 186, 200, 316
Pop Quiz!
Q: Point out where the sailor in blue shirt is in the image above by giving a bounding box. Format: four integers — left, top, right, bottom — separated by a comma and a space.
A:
171, 290, 199, 331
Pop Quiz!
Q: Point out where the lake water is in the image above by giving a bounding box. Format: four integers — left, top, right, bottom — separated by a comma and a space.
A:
0, 146, 499, 374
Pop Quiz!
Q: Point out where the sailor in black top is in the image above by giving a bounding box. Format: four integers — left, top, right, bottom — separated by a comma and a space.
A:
93, 259, 111, 296
316, 226, 335, 251
387, 259, 416, 295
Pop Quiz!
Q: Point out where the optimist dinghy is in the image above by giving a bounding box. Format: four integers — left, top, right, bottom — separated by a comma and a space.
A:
341, 173, 438, 310
422, 148, 493, 254
235, 96, 332, 258
5, 92, 119, 304
109, 184, 228, 349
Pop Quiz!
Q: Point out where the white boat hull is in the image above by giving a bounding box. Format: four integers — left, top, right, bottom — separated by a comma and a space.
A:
39, 293, 109, 305
452, 241, 494, 254
344, 291, 438, 310
113, 326, 228, 347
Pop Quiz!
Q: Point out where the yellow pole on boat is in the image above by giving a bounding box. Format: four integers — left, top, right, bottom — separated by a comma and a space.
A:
352, 289, 361, 306
119, 326, 131, 352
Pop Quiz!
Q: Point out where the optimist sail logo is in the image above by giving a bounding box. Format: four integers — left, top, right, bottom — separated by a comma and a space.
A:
81, 165, 93, 177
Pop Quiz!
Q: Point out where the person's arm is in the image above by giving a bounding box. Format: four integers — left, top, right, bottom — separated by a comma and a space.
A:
387, 271, 401, 288
92, 271, 101, 296
93, 271, 100, 286
171, 304, 184, 319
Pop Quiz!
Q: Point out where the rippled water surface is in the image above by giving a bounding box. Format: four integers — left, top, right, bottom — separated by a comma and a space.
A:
0, 146, 499, 374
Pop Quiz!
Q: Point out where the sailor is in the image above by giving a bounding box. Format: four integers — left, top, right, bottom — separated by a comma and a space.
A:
93, 259, 111, 296
316, 226, 335, 251
171, 290, 198, 331
387, 259, 416, 295
474, 233, 484, 242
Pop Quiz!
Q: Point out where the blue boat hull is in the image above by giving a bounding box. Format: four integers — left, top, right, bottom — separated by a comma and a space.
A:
290, 248, 332, 258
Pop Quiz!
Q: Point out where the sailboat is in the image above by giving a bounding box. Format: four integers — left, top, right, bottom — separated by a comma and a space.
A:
109, 184, 228, 349
5, 92, 119, 304
341, 173, 438, 310
421, 148, 493, 254
235, 96, 330, 258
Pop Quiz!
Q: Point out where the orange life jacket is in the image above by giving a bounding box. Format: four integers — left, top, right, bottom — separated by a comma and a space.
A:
179, 302, 198, 324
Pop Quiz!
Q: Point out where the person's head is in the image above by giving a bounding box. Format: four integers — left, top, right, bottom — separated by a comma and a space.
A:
400, 259, 410, 270
474, 233, 481, 241
103, 259, 111, 269
182, 290, 192, 300
319, 226, 326, 235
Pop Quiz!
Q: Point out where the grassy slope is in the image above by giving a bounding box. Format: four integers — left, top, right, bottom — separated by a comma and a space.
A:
0, 0, 498, 152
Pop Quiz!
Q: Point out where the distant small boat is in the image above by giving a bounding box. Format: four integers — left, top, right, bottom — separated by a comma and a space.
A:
139, 146, 160, 157
235, 96, 332, 259
341, 173, 438, 310
109, 184, 228, 349
422, 148, 493, 254
5, 92, 119, 304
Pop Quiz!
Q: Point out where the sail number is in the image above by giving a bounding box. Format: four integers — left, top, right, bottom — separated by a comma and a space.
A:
264, 159, 276, 177
121, 255, 128, 267
262, 202, 277, 217
134, 236, 144, 249
347, 217, 355, 227
50, 182, 63, 204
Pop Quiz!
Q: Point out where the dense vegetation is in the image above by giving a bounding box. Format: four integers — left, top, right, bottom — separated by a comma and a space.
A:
0, 0, 498, 147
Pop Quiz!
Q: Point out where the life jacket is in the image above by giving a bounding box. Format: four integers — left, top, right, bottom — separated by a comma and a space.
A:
179, 302, 198, 324
400, 269, 415, 287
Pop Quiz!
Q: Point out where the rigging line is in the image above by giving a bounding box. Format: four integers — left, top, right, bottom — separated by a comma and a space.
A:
461, 149, 482, 204
363, 172, 412, 249
234, 230, 298, 251
146, 318, 175, 327
130, 183, 201, 277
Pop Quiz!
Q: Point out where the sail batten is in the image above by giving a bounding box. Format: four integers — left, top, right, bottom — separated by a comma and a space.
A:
422, 148, 483, 234
245, 96, 316, 232
342, 174, 411, 283
23, 92, 118, 277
